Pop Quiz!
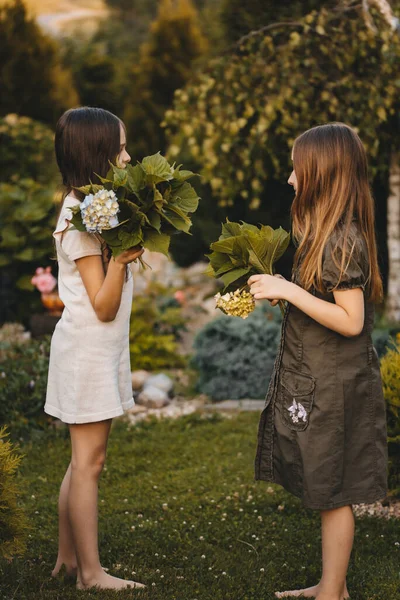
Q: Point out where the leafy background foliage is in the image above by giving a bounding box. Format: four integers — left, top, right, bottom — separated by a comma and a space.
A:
381, 339, 400, 495
130, 284, 187, 371
165, 7, 400, 209
0, 325, 52, 439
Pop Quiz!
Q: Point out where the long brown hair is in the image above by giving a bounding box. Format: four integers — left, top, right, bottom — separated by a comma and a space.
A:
55, 106, 124, 201
291, 122, 382, 303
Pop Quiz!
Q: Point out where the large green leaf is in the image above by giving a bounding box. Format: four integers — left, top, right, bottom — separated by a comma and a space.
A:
210, 236, 236, 255
161, 206, 192, 234
118, 225, 143, 250
172, 164, 197, 182
141, 152, 174, 184
147, 209, 162, 232
220, 219, 242, 239
111, 164, 128, 188
169, 182, 200, 213
220, 266, 252, 289
75, 184, 92, 195
206, 250, 231, 273
154, 188, 165, 210
143, 230, 170, 256
271, 227, 291, 262
125, 164, 146, 193
69, 211, 87, 233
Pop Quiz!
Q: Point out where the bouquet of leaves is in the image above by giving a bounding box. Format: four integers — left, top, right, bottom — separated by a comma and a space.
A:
69, 153, 200, 264
206, 220, 290, 318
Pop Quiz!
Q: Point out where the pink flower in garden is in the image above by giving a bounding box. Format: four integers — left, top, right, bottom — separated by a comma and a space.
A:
174, 290, 186, 305
31, 266, 57, 294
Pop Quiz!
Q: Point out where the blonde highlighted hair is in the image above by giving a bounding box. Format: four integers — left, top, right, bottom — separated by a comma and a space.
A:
291, 122, 383, 303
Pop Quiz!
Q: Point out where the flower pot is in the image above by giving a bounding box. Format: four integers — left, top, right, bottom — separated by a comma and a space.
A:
41, 292, 64, 316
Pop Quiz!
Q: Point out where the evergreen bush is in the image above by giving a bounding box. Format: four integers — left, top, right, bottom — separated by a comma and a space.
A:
192, 305, 281, 400
0, 427, 29, 559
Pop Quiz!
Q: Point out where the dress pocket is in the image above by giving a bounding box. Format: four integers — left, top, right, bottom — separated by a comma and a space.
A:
279, 368, 316, 432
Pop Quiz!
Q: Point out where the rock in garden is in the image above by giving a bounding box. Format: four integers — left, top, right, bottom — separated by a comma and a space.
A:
144, 373, 174, 394
131, 370, 150, 390
137, 386, 170, 409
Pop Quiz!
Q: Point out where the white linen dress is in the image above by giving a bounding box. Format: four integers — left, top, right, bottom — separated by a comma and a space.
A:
44, 195, 134, 424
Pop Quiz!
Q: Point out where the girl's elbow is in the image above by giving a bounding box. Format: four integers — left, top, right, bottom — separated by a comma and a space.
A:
344, 322, 364, 338
95, 308, 117, 323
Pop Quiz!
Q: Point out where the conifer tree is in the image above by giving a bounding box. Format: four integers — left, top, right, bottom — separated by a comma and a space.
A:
124, 0, 208, 158
0, 0, 78, 124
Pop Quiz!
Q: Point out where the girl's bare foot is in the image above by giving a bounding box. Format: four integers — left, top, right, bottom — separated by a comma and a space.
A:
51, 558, 78, 579
275, 583, 350, 599
275, 585, 319, 598
77, 569, 145, 591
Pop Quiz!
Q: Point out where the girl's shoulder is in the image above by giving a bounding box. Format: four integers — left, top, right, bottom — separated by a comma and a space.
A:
54, 195, 102, 262
322, 221, 368, 293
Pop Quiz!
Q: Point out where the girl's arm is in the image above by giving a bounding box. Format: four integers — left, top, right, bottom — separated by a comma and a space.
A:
76, 247, 144, 322
248, 274, 365, 338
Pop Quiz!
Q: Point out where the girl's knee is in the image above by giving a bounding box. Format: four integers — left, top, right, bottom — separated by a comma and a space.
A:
71, 450, 106, 479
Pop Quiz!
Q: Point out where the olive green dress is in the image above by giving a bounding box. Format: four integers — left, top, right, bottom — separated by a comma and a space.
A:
255, 227, 388, 510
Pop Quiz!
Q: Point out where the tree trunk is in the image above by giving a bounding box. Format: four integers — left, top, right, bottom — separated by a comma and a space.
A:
386, 151, 400, 323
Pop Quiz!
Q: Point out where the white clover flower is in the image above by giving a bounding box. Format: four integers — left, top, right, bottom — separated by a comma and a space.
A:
80, 189, 120, 233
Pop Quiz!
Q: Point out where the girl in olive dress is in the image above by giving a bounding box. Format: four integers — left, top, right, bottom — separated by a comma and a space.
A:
249, 123, 387, 600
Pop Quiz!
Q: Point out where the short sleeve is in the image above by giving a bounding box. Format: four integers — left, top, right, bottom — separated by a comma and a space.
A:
58, 227, 102, 262
53, 203, 102, 262
322, 232, 368, 293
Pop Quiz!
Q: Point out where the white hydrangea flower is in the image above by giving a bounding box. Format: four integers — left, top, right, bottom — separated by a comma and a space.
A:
80, 189, 120, 233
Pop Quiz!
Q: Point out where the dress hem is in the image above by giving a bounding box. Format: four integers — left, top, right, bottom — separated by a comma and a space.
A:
44, 398, 135, 424
255, 476, 388, 510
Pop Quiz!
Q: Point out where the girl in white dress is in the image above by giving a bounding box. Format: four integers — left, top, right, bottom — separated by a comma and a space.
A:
45, 107, 145, 591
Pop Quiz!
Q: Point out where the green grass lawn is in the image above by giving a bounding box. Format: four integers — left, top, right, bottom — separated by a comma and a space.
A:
1, 412, 399, 600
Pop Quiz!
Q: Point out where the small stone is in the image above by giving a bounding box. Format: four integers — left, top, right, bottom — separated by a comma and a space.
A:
137, 386, 170, 409
127, 404, 148, 415
144, 373, 174, 394
131, 370, 150, 390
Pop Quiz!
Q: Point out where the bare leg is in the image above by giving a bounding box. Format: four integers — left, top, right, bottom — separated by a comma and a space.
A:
316, 506, 354, 600
51, 463, 78, 578
68, 419, 144, 590
275, 506, 353, 599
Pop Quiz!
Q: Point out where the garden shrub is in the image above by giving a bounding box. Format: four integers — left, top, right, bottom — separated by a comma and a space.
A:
192, 304, 282, 400
130, 284, 187, 371
0, 427, 30, 559
0, 325, 51, 440
380, 340, 400, 495
0, 179, 57, 323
